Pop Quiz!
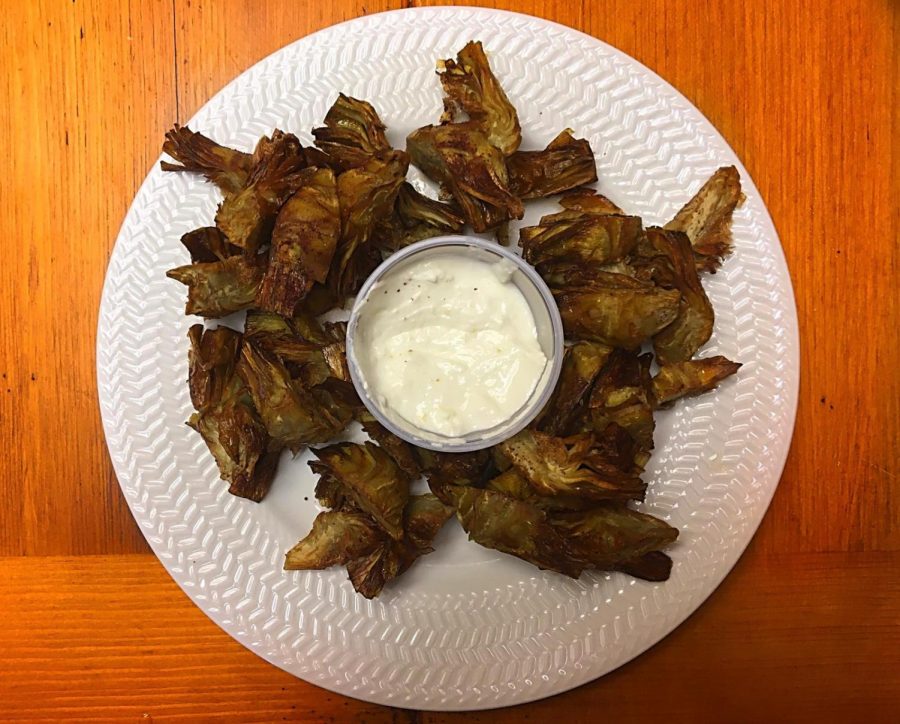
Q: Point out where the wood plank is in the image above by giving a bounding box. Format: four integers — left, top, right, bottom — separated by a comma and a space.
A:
0, 550, 896, 721
0, 1, 176, 556
173, 0, 410, 122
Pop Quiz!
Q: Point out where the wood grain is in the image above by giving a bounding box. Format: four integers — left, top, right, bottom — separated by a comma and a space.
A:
1, 0, 897, 719
0, 550, 896, 722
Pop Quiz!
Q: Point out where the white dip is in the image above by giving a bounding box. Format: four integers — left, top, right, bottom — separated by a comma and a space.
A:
353, 252, 548, 438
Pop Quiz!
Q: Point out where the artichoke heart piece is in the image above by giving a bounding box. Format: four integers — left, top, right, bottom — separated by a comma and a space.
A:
508, 129, 597, 199
309, 442, 410, 540
180, 226, 240, 263
588, 349, 656, 452
499, 429, 646, 503
359, 410, 422, 478
555, 281, 681, 349
187, 323, 242, 413
438, 40, 521, 155
255, 167, 340, 316
166, 255, 264, 318
651, 356, 741, 407
638, 227, 715, 364
284, 510, 381, 570
407, 122, 523, 232
187, 374, 280, 503
312, 94, 392, 171
237, 344, 349, 451
328, 151, 409, 296
664, 165, 743, 273
535, 341, 612, 436
346, 494, 454, 598
215, 132, 316, 252
549, 505, 678, 572
451, 486, 583, 577
520, 211, 643, 272
161, 125, 253, 197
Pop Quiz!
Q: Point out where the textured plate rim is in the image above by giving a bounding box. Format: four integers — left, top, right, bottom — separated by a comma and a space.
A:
97, 6, 800, 711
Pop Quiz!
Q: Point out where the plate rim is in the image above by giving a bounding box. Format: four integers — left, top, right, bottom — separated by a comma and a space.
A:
97, 6, 800, 711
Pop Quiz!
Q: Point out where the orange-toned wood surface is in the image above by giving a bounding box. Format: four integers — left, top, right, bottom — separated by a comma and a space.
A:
1, 0, 897, 720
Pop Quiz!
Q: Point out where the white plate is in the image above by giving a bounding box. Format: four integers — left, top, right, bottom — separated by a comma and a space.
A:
97, 7, 799, 711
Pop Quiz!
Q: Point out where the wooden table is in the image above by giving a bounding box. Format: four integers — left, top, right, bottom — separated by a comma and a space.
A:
2, 1, 897, 720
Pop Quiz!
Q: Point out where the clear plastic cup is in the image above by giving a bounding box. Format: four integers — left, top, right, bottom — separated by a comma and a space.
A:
345, 235, 564, 452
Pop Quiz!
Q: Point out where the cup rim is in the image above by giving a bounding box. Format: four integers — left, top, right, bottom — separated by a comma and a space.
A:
345, 234, 564, 452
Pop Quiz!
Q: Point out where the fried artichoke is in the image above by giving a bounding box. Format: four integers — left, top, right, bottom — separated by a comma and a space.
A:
255, 167, 340, 316
284, 510, 381, 570
508, 130, 597, 199
637, 227, 715, 364
438, 40, 521, 155
520, 211, 643, 270
499, 430, 646, 503
187, 374, 280, 503
328, 151, 409, 296
312, 94, 391, 171
180, 226, 239, 263
588, 350, 655, 451
187, 324, 241, 413
214, 133, 314, 252
452, 486, 583, 577
309, 442, 410, 540
237, 343, 349, 450
346, 494, 453, 598
554, 279, 681, 348
664, 165, 743, 273
651, 356, 741, 407
166, 255, 264, 318
161, 125, 252, 196
407, 122, 523, 232
535, 341, 611, 436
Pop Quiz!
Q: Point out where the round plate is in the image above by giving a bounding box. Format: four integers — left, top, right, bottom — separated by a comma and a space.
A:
97, 7, 799, 711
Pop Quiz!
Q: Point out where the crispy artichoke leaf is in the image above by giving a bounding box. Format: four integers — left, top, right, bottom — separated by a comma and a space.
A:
180, 226, 240, 263
187, 324, 242, 413
499, 430, 646, 502
452, 487, 583, 577
555, 283, 681, 348
328, 151, 409, 296
346, 543, 403, 598
312, 94, 391, 171
550, 505, 678, 570
237, 344, 347, 450
540, 262, 647, 291
438, 41, 521, 155
639, 228, 715, 364
359, 410, 422, 478
187, 375, 278, 503
256, 167, 340, 316
664, 165, 743, 273
243, 310, 332, 386
407, 122, 523, 232
161, 125, 252, 196
346, 493, 454, 598
507, 129, 597, 199
229, 445, 282, 502
559, 189, 624, 215
486, 468, 594, 512
396, 182, 465, 231
310, 442, 410, 540
588, 350, 656, 451
520, 212, 643, 269
536, 341, 612, 436
313, 473, 347, 510
166, 255, 263, 318
416, 448, 493, 505
215, 134, 315, 252
284, 510, 381, 570
651, 356, 741, 407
